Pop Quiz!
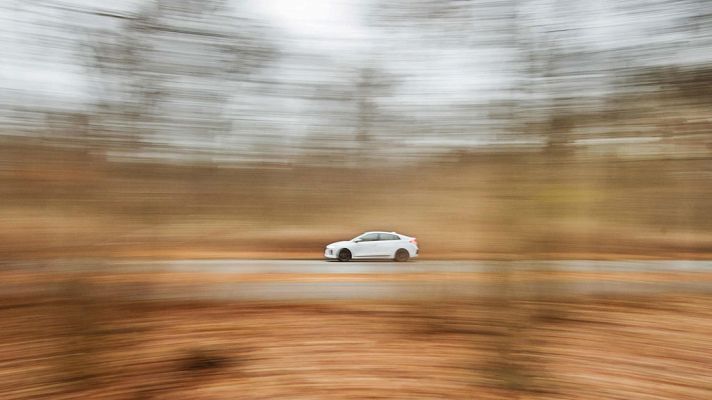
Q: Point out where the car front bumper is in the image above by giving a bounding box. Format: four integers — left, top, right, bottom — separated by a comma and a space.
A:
324, 248, 337, 259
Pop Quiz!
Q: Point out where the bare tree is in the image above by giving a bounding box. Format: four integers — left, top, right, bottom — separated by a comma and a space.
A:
82, 0, 278, 156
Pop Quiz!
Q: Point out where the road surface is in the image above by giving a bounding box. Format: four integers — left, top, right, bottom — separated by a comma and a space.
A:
4, 259, 712, 300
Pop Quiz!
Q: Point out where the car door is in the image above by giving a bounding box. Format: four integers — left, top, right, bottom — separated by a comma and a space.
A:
352, 233, 380, 257
377, 233, 401, 257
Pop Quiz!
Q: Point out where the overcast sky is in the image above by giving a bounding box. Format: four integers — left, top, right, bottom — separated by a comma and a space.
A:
2, 0, 706, 106
1, 0, 710, 155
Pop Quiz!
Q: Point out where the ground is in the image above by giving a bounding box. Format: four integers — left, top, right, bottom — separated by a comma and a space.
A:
1, 266, 711, 399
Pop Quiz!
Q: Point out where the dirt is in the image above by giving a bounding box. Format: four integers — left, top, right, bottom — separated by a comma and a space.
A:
1, 274, 710, 399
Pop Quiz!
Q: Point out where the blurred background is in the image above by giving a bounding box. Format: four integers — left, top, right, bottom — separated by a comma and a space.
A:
1, 1, 712, 399
1, 0, 711, 260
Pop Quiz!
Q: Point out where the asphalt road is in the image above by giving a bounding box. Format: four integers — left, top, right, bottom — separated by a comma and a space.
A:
6, 259, 712, 301
10, 259, 712, 273
110, 259, 712, 273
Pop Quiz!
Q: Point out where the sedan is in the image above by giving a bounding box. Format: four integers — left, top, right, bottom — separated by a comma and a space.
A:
324, 231, 419, 262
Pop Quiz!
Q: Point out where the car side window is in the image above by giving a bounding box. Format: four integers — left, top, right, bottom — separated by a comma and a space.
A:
378, 233, 399, 241
359, 233, 379, 241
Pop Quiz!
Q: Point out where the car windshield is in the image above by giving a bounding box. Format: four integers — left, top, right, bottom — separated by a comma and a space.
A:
353, 233, 379, 241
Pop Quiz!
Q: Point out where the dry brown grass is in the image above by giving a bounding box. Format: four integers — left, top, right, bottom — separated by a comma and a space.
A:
2, 140, 712, 261
1, 270, 711, 399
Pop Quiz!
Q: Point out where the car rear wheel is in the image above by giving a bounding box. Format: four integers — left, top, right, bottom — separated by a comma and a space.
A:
337, 249, 352, 262
394, 249, 410, 262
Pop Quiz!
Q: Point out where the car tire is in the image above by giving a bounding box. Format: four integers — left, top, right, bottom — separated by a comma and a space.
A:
394, 249, 410, 262
337, 249, 352, 262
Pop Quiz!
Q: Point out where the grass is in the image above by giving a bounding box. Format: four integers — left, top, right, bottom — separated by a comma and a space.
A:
1, 140, 712, 260
1, 274, 710, 399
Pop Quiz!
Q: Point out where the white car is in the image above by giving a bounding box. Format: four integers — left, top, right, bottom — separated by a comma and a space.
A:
324, 231, 419, 262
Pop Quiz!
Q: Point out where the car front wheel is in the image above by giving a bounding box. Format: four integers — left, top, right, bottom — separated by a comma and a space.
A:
337, 249, 352, 262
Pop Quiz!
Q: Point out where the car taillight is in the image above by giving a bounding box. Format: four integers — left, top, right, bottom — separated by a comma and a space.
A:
409, 238, 418, 245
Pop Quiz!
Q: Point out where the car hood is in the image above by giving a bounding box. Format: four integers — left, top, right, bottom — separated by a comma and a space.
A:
326, 240, 352, 248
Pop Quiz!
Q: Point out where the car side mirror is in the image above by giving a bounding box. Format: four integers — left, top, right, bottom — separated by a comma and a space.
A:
353, 238, 363, 243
